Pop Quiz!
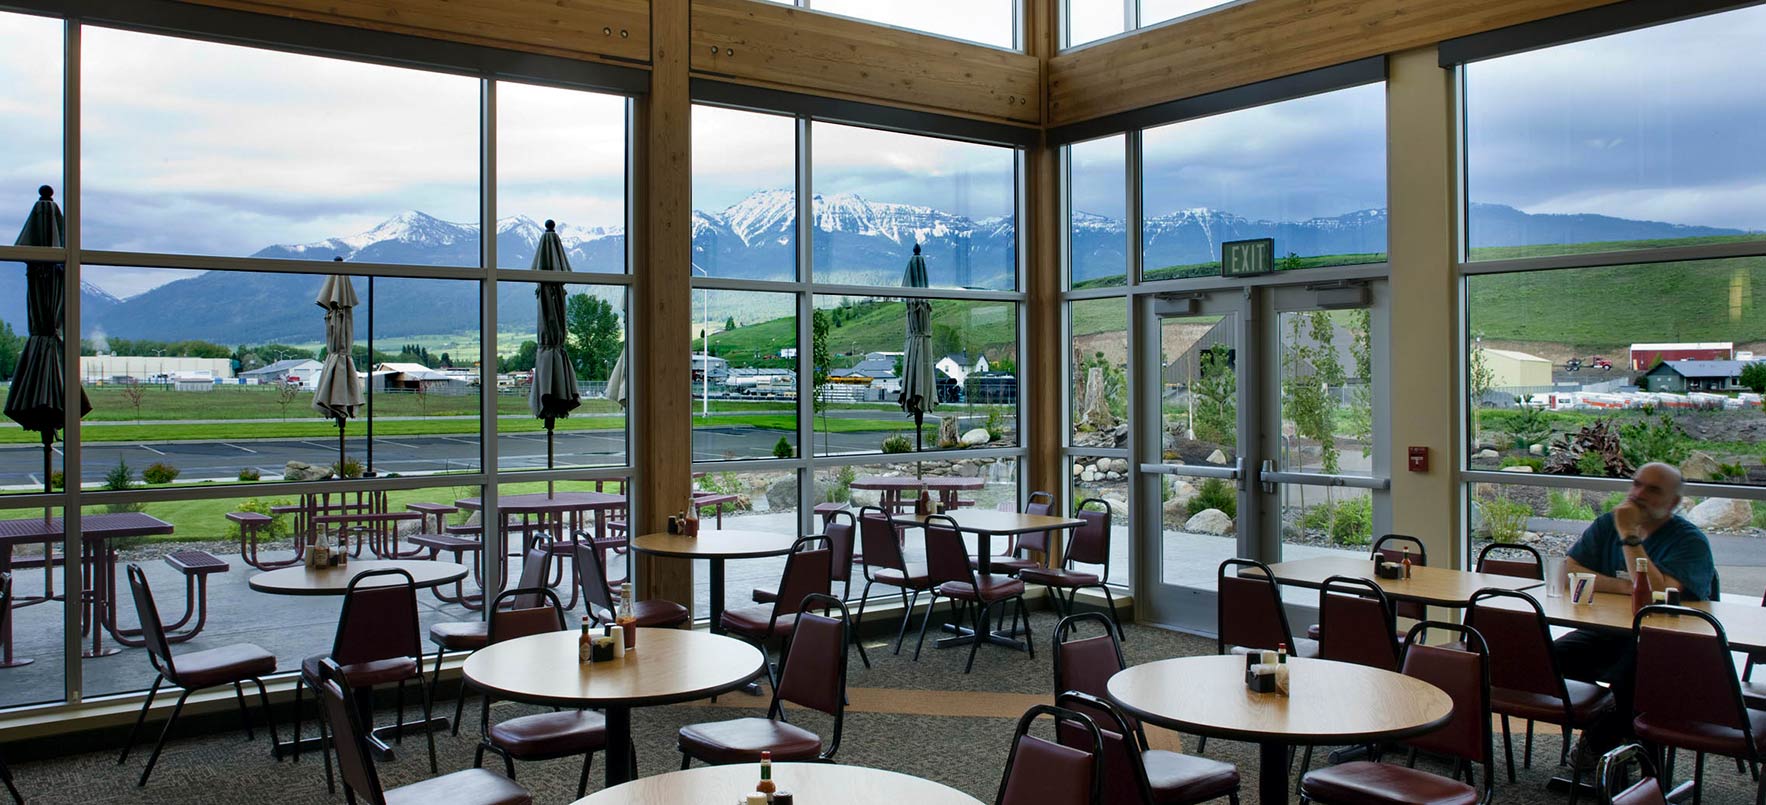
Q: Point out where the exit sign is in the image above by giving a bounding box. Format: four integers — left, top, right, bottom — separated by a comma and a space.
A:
1221, 238, 1274, 278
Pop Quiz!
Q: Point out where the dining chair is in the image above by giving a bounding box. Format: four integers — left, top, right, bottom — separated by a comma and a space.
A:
295, 568, 436, 792
1052, 613, 1241, 805
575, 540, 689, 628
852, 505, 935, 655
1597, 744, 1669, 805
315, 658, 532, 805
914, 513, 1034, 673
0, 575, 17, 805
972, 490, 1056, 576
678, 593, 851, 767
721, 536, 833, 691
1205, 557, 1312, 755
995, 704, 1103, 805
429, 542, 555, 736
1474, 543, 1544, 581
474, 587, 605, 799
1630, 605, 1766, 805
118, 564, 278, 787
751, 511, 868, 668
1466, 587, 1612, 794
1298, 621, 1495, 805
1294, 575, 1403, 789
1021, 498, 1122, 640
1372, 534, 1429, 623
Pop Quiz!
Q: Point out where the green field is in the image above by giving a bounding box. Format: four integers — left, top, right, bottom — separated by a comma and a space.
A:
698, 299, 1019, 365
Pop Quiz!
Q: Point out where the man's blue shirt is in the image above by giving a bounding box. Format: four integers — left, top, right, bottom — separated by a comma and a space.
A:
1566, 512, 1716, 601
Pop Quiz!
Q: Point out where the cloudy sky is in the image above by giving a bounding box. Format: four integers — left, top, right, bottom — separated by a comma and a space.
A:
3, 4, 1764, 299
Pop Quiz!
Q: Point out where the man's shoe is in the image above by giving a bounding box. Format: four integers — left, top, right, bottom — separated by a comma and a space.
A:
1566, 736, 1603, 774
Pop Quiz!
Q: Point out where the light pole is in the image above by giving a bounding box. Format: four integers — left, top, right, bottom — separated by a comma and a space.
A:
691, 262, 710, 420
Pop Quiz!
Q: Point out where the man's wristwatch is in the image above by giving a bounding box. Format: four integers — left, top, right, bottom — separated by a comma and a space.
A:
1621, 534, 1644, 547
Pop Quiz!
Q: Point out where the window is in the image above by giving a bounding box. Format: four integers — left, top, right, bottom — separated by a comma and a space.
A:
1140, 83, 1386, 281
691, 290, 797, 462
773, 0, 1017, 49
1065, 0, 1237, 49
1068, 135, 1128, 289
0, 12, 62, 210
496, 82, 628, 271
497, 281, 626, 472
692, 106, 797, 282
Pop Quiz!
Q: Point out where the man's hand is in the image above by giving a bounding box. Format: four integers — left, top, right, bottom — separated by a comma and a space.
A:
1612, 500, 1642, 539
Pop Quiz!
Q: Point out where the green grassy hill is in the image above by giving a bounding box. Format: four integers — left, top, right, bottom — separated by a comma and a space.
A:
699, 299, 1019, 366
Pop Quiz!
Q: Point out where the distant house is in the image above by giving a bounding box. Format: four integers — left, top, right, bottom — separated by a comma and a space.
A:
936, 352, 989, 385
240, 358, 322, 388
1476, 348, 1553, 391
726, 367, 796, 391
1639, 360, 1749, 393
833, 356, 897, 383
1629, 342, 1733, 372
375, 362, 470, 393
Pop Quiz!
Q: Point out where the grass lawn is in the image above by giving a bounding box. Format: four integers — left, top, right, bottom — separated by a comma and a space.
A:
697, 298, 1019, 366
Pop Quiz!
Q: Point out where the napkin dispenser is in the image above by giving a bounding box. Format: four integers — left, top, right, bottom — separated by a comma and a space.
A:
1375, 561, 1403, 580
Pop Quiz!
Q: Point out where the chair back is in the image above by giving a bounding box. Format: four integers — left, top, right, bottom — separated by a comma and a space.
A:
574, 541, 618, 624
125, 565, 178, 680
1633, 605, 1749, 737
487, 587, 566, 644
510, 541, 552, 608
923, 514, 975, 587
1052, 613, 1136, 738
823, 509, 857, 584
1466, 588, 1569, 704
1065, 499, 1112, 568
995, 704, 1102, 805
772, 594, 851, 758
1399, 621, 1494, 789
1215, 558, 1294, 655
331, 569, 421, 666
1475, 543, 1544, 580
1373, 534, 1428, 620
1024, 490, 1055, 517
1597, 744, 1668, 805
1316, 575, 1399, 671
766, 537, 833, 628
857, 505, 906, 572
1015, 491, 1056, 554
1055, 691, 1154, 805
315, 658, 387, 805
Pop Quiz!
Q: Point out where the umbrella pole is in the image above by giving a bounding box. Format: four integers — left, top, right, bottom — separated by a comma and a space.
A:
336, 416, 346, 476
914, 411, 924, 481
546, 418, 556, 499
41, 433, 52, 524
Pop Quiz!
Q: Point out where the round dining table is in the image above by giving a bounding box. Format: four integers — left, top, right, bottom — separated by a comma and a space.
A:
570, 762, 985, 804
247, 559, 469, 596
1108, 655, 1453, 804
630, 530, 798, 636
463, 627, 765, 788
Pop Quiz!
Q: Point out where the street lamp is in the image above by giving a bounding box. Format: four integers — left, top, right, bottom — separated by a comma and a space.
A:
691, 262, 710, 420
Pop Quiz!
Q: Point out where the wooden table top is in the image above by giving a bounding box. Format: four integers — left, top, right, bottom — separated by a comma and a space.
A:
1483, 590, 1766, 652
464, 628, 765, 708
0, 512, 174, 544
1108, 655, 1453, 745
893, 509, 1084, 535
1258, 555, 1541, 606
248, 560, 469, 596
454, 492, 626, 513
571, 762, 985, 804
851, 476, 987, 490
630, 529, 799, 560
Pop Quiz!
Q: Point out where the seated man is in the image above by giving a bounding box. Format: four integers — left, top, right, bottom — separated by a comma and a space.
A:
1555, 461, 1716, 767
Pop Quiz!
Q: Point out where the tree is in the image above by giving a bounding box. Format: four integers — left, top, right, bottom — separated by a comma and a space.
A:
274, 381, 301, 420
1469, 330, 1496, 442
0, 320, 21, 381
812, 309, 832, 455
439, 352, 453, 368
119, 376, 147, 423
566, 294, 623, 379
1193, 343, 1236, 447
1346, 309, 1374, 456
500, 340, 539, 373
723, 315, 737, 332
1282, 310, 1345, 533
1741, 361, 1766, 395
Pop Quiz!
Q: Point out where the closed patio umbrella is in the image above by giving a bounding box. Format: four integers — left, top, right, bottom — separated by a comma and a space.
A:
604, 350, 627, 409
4, 186, 90, 504
899, 244, 936, 476
311, 273, 363, 470
529, 220, 581, 497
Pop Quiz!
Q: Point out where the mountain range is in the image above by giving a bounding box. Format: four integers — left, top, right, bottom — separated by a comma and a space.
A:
5, 191, 1748, 345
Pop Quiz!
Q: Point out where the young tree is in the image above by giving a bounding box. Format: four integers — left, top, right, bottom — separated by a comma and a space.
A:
119, 376, 147, 423
566, 294, 623, 379
275, 380, 301, 420
1468, 330, 1496, 442
1193, 343, 1236, 447
723, 315, 737, 332
0, 320, 21, 381
1346, 309, 1374, 457
812, 309, 833, 455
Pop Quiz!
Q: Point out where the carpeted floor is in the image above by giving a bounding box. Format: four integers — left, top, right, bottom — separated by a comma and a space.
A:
6, 612, 1760, 804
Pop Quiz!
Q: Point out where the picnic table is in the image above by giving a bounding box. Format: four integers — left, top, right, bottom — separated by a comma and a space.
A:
0, 512, 175, 660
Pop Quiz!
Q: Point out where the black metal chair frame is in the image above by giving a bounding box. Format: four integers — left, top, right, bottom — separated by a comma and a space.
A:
852, 504, 927, 657
995, 703, 1105, 805
1631, 604, 1765, 805
0, 575, 19, 804
1466, 586, 1588, 787
1032, 498, 1123, 641
1597, 743, 1668, 805
913, 513, 1036, 673
468, 586, 598, 796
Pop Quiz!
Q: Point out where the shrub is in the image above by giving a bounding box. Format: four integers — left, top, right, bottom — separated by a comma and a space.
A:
881, 433, 914, 454
696, 471, 751, 514
1507, 402, 1552, 450
1619, 413, 1691, 468
237, 467, 261, 482
48, 471, 62, 491
142, 462, 181, 485
1714, 462, 1747, 482
332, 457, 364, 479
984, 408, 1004, 442
1302, 497, 1373, 545
1481, 496, 1532, 544
1187, 477, 1237, 519
1753, 500, 1766, 530
771, 436, 794, 459
823, 464, 857, 503
228, 498, 292, 539
1546, 490, 1595, 521
1575, 450, 1608, 478
103, 459, 146, 514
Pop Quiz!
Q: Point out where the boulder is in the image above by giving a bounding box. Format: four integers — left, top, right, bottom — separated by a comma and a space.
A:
1500, 465, 1534, 473
766, 475, 797, 511
1167, 479, 1198, 506
1688, 497, 1753, 531
1071, 463, 1085, 476
1111, 458, 1130, 473
1475, 449, 1500, 460
1528, 444, 1545, 456
954, 462, 980, 477
283, 461, 333, 482
1081, 468, 1098, 482
960, 428, 991, 447
1682, 451, 1721, 482
1205, 449, 1229, 465
1162, 497, 1189, 527
1185, 508, 1235, 535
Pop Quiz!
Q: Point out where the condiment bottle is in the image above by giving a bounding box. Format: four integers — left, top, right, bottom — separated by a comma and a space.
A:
578, 616, 593, 663
609, 623, 625, 659
1632, 556, 1653, 614
1400, 547, 1412, 579
617, 583, 638, 650
756, 751, 776, 795
684, 505, 699, 537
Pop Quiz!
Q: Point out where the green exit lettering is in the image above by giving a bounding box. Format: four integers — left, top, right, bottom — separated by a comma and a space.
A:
1221, 238, 1274, 278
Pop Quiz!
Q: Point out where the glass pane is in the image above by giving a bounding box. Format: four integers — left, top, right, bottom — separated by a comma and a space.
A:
0, 262, 62, 494
812, 456, 1020, 570
1070, 297, 1127, 444
1467, 259, 1764, 488
809, 0, 1016, 49
1069, 135, 1128, 288
1157, 311, 1239, 588
693, 105, 797, 282
1276, 308, 1376, 559
690, 290, 798, 461
1065, 0, 1127, 48
1465, 6, 1766, 261
1139, 0, 1236, 28
1140, 83, 1386, 281
496, 81, 627, 272
692, 468, 799, 619
1069, 458, 1130, 586
496, 282, 628, 472
82, 27, 479, 262
0, 12, 62, 212
1159, 473, 1233, 590
810, 295, 1018, 456
812, 122, 1018, 291
0, 503, 65, 707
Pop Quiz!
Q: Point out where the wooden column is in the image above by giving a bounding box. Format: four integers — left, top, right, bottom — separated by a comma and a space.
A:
1024, 0, 1064, 555
633, 0, 695, 609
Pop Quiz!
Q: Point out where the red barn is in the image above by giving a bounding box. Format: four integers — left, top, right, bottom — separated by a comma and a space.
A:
1628, 342, 1733, 371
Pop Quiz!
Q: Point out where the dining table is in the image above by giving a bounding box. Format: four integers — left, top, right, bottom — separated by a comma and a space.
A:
570, 762, 985, 804
1258, 554, 1543, 606
893, 509, 1084, 650
852, 475, 985, 513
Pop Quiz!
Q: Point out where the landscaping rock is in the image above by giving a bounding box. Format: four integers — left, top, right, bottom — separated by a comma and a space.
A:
1682, 451, 1721, 481
1500, 465, 1534, 473
1168, 479, 1198, 506
1110, 458, 1130, 473
766, 476, 797, 511
1475, 449, 1499, 460
1528, 444, 1545, 456
283, 461, 333, 481
960, 428, 991, 447
1688, 497, 1753, 531
1081, 468, 1098, 482
1071, 463, 1085, 476
1162, 497, 1189, 527
1205, 449, 1228, 465
1185, 508, 1235, 535
954, 462, 980, 477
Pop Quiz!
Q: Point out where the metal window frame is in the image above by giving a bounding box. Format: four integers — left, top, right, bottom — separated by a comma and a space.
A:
1438, 0, 1765, 67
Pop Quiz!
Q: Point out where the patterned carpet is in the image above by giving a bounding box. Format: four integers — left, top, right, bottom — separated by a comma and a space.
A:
6, 611, 1760, 804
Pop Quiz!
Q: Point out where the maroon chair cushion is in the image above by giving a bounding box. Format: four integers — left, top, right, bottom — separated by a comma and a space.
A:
1634, 708, 1766, 757
303, 654, 420, 688
487, 711, 607, 760
1019, 567, 1101, 587
382, 768, 532, 805
167, 643, 276, 689
1301, 761, 1478, 805
937, 574, 1024, 603
971, 556, 1041, 574
1142, 749, 1240, 804
630, 598, 690, 628
1493, 679, 1611, 723
428, 621, 489, 651
1318, 591, 1400, 671
997, 734, 1095, 805
720, 606, 798, 640
1610, 777, 1669, 805
873, 564, 933, 589
1057, 718, 1140, 804
676, 717, 823, 763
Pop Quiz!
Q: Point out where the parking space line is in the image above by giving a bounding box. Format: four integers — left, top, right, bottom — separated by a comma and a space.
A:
223, 443, 257, 454
139, 444, 166, 456
375, 440, 419, 449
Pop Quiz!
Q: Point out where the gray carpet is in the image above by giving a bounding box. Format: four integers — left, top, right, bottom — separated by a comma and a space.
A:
7, 612, 1760, 804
